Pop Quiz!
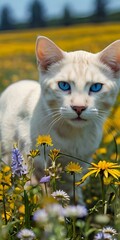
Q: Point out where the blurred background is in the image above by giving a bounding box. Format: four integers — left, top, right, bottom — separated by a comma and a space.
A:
0, 0, 120, 91
0, 0, 120, 30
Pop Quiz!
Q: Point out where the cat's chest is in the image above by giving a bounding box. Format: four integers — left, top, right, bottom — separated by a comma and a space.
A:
51, 128, 101, 161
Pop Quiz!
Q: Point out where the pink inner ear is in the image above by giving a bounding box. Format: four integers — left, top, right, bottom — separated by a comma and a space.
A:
107, 59, 120, 72
99, 40, 120, 73
36, 37, 64, 71
100, 53, 120, 72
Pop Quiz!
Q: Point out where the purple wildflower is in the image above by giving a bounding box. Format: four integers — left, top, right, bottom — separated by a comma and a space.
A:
40, 175, 50, 183
11, 146, 28, 177
94, 232, 113, 240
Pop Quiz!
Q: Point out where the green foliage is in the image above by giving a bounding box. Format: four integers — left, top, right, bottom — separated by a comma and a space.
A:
0, 134, 120, 240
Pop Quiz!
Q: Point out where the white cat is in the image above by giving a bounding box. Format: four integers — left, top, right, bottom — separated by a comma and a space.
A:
0, 37, 120, 201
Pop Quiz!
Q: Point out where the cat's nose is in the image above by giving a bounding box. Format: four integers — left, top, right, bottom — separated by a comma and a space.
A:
71, 106, 86, 115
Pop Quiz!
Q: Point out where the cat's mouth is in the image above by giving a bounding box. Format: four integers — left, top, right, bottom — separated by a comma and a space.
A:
72, 117, 87, 122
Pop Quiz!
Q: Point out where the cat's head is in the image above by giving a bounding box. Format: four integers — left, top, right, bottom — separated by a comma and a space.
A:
36, 36, 120, 128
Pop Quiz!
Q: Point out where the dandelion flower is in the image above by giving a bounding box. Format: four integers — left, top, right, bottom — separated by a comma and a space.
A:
49, 149, 60, 161
0, 165, 11, 187
114, 181, 120, 185
103, 176, 113, 185
65, 162, 82, 174
76, 160, 120, 185
51, 190, 70, 206
36, 134, 53, 146
2, 165, 11, 173
27, 149, 40, 158
17, 228, 35, 240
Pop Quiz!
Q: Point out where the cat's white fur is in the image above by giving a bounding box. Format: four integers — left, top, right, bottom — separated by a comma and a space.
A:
0, 37, 120, 201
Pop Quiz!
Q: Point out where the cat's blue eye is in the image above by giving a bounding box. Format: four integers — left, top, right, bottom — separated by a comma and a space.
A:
90, 83, 103, 93
58, 81, 71, 92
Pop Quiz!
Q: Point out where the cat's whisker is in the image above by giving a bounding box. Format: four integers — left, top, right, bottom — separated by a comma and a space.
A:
47, 115, 62, 133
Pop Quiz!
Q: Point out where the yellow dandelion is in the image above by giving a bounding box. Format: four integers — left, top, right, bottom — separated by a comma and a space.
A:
116, 137, 120, 145
114, 181, 120, 185
36, 134, 53, 146
103, 176, 113, 185
0, 165, 12, 188
86, 199, 92, 204
65, 162, 82, 174
2, 211, 12, 221
49, 149, 60, 161
96, 148, 107, 155
2, 165, 11, 173
27, 149, 40, 158
76, 160, 120, 185
19, 205, 25, 214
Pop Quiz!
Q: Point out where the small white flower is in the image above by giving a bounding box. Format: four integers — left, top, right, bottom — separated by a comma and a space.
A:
33, 209, 48, 223
51, 190, 70, 205
46, 203, 64, 217
17, 229, 35, 240
64, 205, 87, 218
102, 226, 117, 235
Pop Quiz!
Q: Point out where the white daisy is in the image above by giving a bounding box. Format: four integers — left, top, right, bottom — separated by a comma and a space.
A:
64, 205, 87, 218
33, 209, 48, 223
102, 226, 117, 235
46, 203, 64, 217
51, 190, 70, 206
17, 229, 35, 240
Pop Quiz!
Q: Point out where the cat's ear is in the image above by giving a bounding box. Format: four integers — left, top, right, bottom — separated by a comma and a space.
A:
99, 40, 120, 73
36, 36, 64, 71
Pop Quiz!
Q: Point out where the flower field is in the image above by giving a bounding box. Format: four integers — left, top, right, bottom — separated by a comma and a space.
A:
0, 23, 120, 239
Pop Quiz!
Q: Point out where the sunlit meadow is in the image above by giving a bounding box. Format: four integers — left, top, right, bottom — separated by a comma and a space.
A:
0, 23, 120, 239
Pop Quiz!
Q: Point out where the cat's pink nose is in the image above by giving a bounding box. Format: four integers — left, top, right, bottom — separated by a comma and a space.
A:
72, 106, 86, 115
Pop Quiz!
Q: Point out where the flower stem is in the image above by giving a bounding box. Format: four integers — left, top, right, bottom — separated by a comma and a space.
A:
73, 173, 76, 205
3, 185, 7, 225
72, 217, 76, 239
43, 144, 47, 170
100, 174, 106, 214
60, 152, 91, 165
44, 183, 48, 195
24, 190, 30, 228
